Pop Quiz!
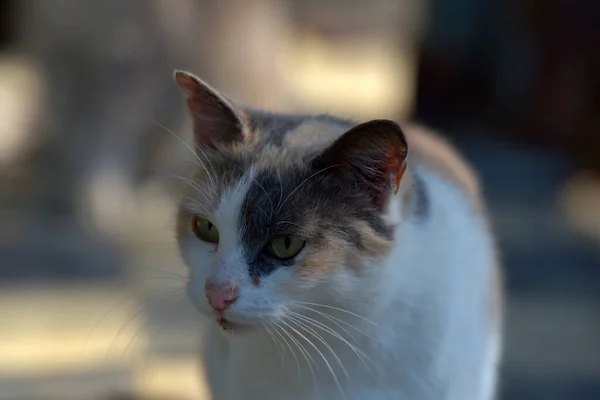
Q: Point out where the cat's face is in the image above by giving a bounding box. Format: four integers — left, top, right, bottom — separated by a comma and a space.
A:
174, 71, 407, 335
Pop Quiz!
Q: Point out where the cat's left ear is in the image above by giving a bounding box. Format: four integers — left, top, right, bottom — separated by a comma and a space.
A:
314, 119, 408, 211
174, 70, 246, 148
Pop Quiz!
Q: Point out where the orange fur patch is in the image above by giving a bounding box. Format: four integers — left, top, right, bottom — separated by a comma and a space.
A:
297, 239, 347, 279
284, 121, 344, 149
297, 221, 394, 279
405, 123, 481, 206
393, 160, 407, 195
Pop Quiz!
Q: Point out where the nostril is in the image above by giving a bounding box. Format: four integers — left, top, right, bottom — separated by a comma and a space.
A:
205, 282, 239, 311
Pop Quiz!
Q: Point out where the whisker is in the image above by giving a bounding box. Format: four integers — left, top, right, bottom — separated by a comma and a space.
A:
292, 301, 382, 328
274, 220, 304, 229
141, 268, 188, 280
253, 178, 274, 217
262, 323, 285, 367
273, 320, 303, 379
83, 293, 140, 356
180, 195, 204, 205
294, 307, 357, 341
175, 175, 210, 198
276, 165, 339, 213
287, 310, 376, 378
154, 171, 211, 200
152, 120, 217, 191
105, 302, 150, 361
276, 319, 319, 392
253, 203, 271, 222
263, 150, 284, 212
122, 299, 166, 358
106, 290, 183, 361
146, 292, 187, 356
274, 166, 284, 211
280, 317, 345, 399
191, 143, 217, 191
286, 313, 351, 381
293, 304, 372, 340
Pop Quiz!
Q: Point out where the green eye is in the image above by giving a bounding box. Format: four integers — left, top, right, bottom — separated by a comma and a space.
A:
268, 235, 305, 260
192, 216, 220, 243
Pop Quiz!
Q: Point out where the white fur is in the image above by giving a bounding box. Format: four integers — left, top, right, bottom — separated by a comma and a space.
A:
181, 165, 501, 400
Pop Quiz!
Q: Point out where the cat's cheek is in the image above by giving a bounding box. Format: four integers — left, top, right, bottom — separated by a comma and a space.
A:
254, 268, 301, 312
180, 240, 219, 314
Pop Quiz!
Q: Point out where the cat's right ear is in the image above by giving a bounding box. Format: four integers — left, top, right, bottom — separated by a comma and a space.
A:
174, 70, 245, 148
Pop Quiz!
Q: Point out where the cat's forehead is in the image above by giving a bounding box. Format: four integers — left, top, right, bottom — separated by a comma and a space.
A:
245, 110, 352, 152
181, 114, 349, 211
203, 113, 353, 179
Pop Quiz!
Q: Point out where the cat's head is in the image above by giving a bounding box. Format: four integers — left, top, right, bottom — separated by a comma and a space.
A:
173, 71, 408, 335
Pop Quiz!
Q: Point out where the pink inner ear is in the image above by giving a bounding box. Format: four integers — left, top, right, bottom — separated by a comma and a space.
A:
175, 72, 216, 118
383, 142, 408, 196
370, 137, 407, 208
174, 71, 245, 148
175, 72, 201, 97
392, 160, 407, 195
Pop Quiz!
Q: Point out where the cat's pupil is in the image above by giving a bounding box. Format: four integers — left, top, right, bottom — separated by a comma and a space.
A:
207, 222, 213, 231
284, 236, 291, 249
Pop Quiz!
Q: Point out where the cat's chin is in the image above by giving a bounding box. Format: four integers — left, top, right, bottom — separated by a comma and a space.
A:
215, 316, 256, 336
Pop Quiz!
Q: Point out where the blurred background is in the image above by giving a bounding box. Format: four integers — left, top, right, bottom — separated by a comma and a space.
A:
0, 0, 599, 399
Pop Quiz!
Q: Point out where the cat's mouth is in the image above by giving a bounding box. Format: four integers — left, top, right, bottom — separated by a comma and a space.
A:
216, 315, 254, 333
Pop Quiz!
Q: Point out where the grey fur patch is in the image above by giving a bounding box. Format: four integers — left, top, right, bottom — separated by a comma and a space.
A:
238, 157, 395, 278
412, 172, 430, 220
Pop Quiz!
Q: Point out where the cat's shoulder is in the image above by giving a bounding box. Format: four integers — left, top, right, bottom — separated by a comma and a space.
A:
403, 123, 481, 203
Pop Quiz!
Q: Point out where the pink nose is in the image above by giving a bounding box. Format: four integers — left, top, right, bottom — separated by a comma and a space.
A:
205, 281, 239, 311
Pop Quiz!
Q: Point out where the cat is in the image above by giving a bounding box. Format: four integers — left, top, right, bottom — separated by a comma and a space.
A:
173, 70, 503, 400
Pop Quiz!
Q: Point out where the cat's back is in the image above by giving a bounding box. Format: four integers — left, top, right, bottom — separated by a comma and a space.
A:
403, 123, 481, 206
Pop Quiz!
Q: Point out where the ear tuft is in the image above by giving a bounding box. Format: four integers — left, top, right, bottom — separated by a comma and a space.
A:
314, 119, 408, 210
174, 70, 245, 148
